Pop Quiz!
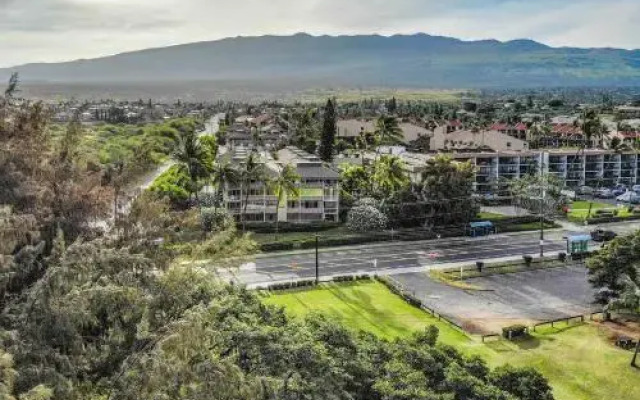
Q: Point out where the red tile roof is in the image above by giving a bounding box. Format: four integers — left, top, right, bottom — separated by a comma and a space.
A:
489, 123, 527, 132
490, 123, 509, 131
551, 123, 583, 136
620, 131, 640, 139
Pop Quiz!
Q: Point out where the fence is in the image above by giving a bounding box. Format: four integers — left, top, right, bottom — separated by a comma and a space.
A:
532, 311, 603, 331
377, 275, 468, 334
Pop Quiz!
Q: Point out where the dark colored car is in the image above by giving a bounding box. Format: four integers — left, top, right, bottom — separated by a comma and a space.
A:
590, 229, 617, 242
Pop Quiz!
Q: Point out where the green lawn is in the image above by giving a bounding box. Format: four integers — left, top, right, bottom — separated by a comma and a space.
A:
477, 212, 508, 220
568, 200, 631, 219
264, 281, 640, 400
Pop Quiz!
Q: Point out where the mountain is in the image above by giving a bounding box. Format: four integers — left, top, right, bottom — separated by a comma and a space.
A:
3, 33, 640, 88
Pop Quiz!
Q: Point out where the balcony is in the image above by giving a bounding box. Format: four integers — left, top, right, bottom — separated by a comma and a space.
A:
477, 167, 496, 176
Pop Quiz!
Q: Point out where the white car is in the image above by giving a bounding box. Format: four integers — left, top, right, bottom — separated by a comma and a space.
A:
632, 185, 640, 193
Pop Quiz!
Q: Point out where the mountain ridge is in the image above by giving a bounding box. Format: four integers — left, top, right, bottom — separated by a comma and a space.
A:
3, 33, 640, 88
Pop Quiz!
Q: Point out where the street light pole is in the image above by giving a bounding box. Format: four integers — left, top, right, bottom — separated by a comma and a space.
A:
315, 234, 319, 284
539, 153, 546, 259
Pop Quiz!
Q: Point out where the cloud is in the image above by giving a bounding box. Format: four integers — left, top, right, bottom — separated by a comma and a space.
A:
1, 0, 639, 67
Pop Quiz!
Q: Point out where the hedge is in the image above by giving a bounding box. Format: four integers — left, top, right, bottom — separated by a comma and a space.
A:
246, 221, 341, 234
376, 276, 422, 308
266, 280, 317, 291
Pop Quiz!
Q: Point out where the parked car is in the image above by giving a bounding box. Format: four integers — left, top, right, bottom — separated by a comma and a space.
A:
578, 186, 594, 195
612, 185, 627, 196
590, 229, 617, 242
595, 188, 615, 198
617, 191, 640, 204
632, 184, 640, 193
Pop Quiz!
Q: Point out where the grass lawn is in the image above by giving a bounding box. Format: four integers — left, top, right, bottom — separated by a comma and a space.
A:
568, 200, 631, 220
477, 212, 508, 220
264, 281, 640, 400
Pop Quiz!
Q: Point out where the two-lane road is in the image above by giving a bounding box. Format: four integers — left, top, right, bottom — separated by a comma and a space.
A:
217, 231, 570, 287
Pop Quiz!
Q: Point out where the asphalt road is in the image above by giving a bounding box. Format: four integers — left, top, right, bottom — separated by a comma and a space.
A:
220, 231, 570, 287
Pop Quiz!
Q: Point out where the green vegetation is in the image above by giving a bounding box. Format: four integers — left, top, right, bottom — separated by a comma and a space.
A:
297, 88, 466, 103
263, 281, 468, 342
477, 212, 508, 220
148, 165, 193, 207
568, 201, 617, 219
265, 281, 640, 400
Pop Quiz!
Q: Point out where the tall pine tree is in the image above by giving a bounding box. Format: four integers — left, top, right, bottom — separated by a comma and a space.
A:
319, 98, 336, 162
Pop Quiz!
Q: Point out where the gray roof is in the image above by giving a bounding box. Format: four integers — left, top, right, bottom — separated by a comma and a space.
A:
295, 165, 340, 179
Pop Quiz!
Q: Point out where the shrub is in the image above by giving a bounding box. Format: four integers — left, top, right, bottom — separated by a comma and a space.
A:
346, 205, 388, 233
502, 324, 528, 340
558, 252, 567, 262
522, 255, 533, 266
354, 197, 379, 208
260, 242, 295, 252
200, 207, 233, 232
148, 165, 192, 208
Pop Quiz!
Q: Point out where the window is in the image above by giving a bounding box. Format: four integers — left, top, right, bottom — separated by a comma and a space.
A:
288, 201, 299, 208
507, 142, 511, 148
303, 201, 319, 209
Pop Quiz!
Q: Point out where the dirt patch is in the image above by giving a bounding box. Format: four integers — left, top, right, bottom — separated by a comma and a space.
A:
596, 314, 640, 342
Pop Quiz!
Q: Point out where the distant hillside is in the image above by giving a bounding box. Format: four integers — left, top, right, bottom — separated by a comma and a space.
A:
3, 33, 640, 88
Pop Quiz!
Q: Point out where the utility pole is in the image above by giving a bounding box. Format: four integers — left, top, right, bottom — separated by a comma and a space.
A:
539, 152, 546, 259
315, 235, 319, 284
632, 339, 639, 367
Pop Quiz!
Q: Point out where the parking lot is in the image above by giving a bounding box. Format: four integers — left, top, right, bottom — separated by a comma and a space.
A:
391, 265, 599, 334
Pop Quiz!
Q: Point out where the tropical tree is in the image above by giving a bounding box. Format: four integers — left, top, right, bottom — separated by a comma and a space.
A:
580, 110, 606, 148
271, 164, 300, 238
319, 98, 337, 161
588, 231, 640, 308
291, 108, 319, 154
372, 155, 410, 199
587, 231, 640, 366
210, 160, 240, 212
356, 129, 378, 164
419, 155, 478, 227
375, 115, 403, 146
346, 201, 388, 233
339, 163, 370, 200
240, 152, 269, 232
509, 173, 565, 215
172, 128, 209, 203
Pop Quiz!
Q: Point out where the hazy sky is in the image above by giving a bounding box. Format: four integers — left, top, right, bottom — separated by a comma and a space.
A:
2, 0, 639, 67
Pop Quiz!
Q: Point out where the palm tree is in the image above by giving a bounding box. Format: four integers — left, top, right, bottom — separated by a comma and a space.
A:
172, 129, 209, 204
580, 110, 605, 148
211, 160, 240, 213
240, 152, 269, 232
271, 164, 300, 239
374, 115, 403, 147
356, 128, 378, 165
373, 155, 409, 199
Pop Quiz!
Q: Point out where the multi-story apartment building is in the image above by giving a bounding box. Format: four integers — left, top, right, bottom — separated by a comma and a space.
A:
449, 150, 640, 197
222, 146, 340, 223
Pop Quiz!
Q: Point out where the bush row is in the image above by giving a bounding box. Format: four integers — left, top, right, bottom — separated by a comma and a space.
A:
332, 274, 372, 283
266, 280, 317, 291
247, 221, 341, 234
376, 276, 422, 308
586, 214, 640, 225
